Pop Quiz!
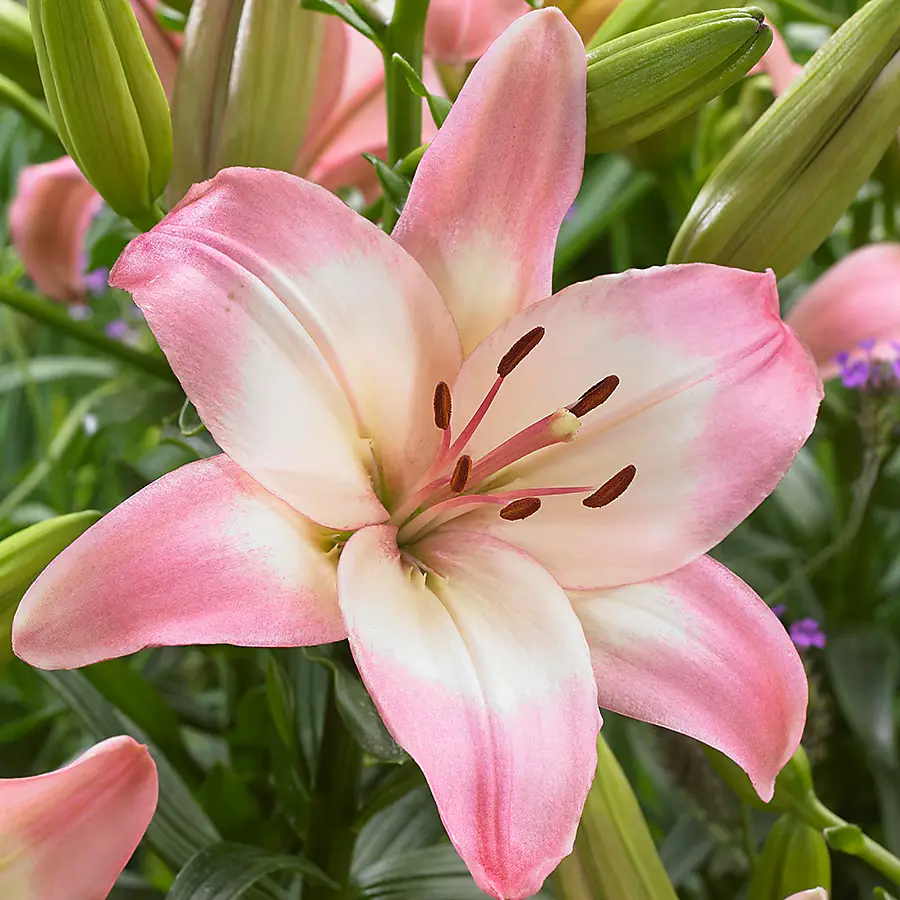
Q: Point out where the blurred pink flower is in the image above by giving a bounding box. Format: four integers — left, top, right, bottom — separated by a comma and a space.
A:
8, 157, 103, 303
16, 10, 821, 898
0, 736, 158, 900
750, 24, 803, 96
785, 891, 828, 900
131, 0, 181, 99
786, 243, 900, 380
425, 0, 531, 63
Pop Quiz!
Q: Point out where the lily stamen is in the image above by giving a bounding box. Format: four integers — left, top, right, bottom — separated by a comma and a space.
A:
583, 465, 637, 508
568, 375, 620, 417
450, 455, 472, 493
499, 497, 542, 520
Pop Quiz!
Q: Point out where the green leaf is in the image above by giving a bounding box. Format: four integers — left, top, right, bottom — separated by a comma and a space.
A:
392, 53, 452, 127
362, 153, 411, 220
827, 629, 900, 766
167, 842, 336, 899
37, 668, 220, 868
298, 0, 381, 46
824, 823, 866, 853
305, 645, 407, 764
0, 356, 117, 394
875, 888, 899, 900
84, 206, 138, 273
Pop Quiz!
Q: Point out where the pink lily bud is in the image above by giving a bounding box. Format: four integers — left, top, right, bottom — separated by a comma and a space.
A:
785, 891, 828, 900
750, 23, 803, 96
8, 156, 103, 303
0, 735, 158, 899
786, 244, 900, 380
130, 0, 181, 99
424, 0, 530, 63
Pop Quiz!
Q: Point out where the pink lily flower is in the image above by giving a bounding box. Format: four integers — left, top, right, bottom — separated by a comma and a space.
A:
425, 0, 530, 63
8, 157, 103, 303
0, 736, 158, 899
296, 21, 439, 199
786, 243, 900, 380
14, 9, 820, 898
131, 0, 180, 99
785, 891, 828, 900
750, 24, 803, 96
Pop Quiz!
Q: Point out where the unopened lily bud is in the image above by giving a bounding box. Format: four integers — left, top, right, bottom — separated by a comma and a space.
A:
0, 0, 42, 96
554, 735, 679, 900
0, 511, 100, 655
169, 0, 326, 202
669, 0, 900, 276
29, 0, 172, 229
586, 8, 772, 154
587, 0, 731, 49
748, 814, 831, 900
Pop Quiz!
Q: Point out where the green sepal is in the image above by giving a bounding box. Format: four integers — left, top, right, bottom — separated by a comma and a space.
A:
748, 814, 831, 900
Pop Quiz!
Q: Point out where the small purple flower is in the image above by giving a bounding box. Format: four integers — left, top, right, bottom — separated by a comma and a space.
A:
771, 604, 787, 618
105, 319, 131, 341
83, 267, 110, 296
788, 617, 827, 650
564, 202, 578, 223
834, 339, 900, 391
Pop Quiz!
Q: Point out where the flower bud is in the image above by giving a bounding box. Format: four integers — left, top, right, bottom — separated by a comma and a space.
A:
586, 9, 772, 154
29, 0, 172, 229
554, 735, 679, 900
587, 0, 732, 49
169, 0, 326, 202
0, 0, 42, 95
0, 511, 100, 657
748, 814, 831, 900
669, 0, 900, 275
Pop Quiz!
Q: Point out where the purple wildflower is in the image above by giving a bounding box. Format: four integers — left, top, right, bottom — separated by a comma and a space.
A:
788, 617, 827, 650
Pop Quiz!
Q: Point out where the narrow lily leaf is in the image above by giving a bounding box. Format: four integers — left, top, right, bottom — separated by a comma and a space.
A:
824, 824, 866, 854
875, 889, 899, 900
36, 667, 220, 868
392, 53, 452, 127
305, 645, 407, 764
362, 154, 411, 221
748, 814, 831, 900
167, 842, 336, 899
827, 629, 899, 767
299, 0, 381, 45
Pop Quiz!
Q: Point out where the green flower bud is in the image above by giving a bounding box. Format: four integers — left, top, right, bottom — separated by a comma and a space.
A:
554, 735, 679, 900
169, 0, 326, 203
705, 745, 816, 817
0, 0, 42, 96
29, 0, 172, 229
588, 0, 734, 49
0, 511, 100, 659
669, 0, 900, 275
586, 8, 773, 154
748, 814, 831, 900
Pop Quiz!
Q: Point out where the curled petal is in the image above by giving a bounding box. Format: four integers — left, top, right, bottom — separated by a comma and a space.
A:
786, 243, 900, 378
9, 157, 103, 303
111, 168, 461, 529
424, 0, 530, 63
0, 736, 158, 900
394, 9, 586, 353
445, 265, 822, 589
338, 525, 600, 900
14, 455, 343, 670
570, 555, 808, 801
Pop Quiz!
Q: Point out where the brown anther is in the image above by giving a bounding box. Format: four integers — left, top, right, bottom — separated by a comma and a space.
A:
497, 326, 545, 377
583, 465, 636, 509
568, 375, 620, 418
499, 497, 542, 521
450, 455, 472, 493
433, 381, 452, 430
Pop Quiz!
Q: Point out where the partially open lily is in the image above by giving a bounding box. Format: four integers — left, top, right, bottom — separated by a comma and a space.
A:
14, 9, 821, 899
0, 736, 158, 899
786, 243, 900, 381
8, 156, 103, 303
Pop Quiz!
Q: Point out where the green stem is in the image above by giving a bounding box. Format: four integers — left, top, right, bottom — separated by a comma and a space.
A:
304, 683, 362, 900
0, 282, 174, 381
0, 73, 59, 142
802, 797, 900, 886
381, 0, 429, 233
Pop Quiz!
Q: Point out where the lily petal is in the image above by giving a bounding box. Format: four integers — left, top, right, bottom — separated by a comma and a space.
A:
785, 892, 828, 900
338, 525, 600, 900
393, 9, 586, 353
111, 168, 461, 529
424, 0, 530, 63
570, 555, 807, 801
9, 157, 103, 303
0, 736, 158, 900
13, 455, 343, 670
786, 243, 900, 378
443, 265, 822, 589
750, 24, 802, 98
